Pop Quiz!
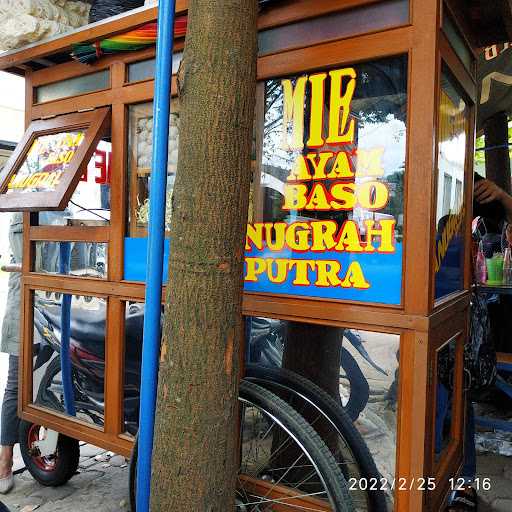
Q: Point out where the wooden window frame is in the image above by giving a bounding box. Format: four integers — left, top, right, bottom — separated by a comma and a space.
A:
0, 107, 111, 212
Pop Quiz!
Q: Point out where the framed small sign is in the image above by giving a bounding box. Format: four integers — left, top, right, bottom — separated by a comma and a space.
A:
0, 107, 110, 211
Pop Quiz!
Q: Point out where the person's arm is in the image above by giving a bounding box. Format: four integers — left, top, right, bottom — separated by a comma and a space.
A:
474, 179, 512, 223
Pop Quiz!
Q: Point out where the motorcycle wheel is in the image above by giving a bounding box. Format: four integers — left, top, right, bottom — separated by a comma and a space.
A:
18, 420, 79, 487
36, 356, 105, 427
340, 346, 370, 422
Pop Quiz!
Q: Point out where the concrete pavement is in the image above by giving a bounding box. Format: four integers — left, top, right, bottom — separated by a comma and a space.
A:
0, 445, 130, 512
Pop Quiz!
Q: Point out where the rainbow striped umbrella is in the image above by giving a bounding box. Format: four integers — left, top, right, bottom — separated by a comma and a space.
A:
71, 16, 188, 64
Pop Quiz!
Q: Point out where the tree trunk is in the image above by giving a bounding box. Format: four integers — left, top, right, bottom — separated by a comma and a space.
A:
150, 1, 257, 510
484, 111, 511, 194
282, 322, 343, 401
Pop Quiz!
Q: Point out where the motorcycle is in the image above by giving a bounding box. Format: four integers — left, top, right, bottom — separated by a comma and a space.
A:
247, 316, 389, 420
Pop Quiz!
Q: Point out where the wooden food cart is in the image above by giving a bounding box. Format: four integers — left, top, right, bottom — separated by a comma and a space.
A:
0, 1, 505, 510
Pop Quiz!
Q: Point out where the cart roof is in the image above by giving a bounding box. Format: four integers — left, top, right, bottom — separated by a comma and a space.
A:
0, 0, 511, 77
0, 4, 162, 76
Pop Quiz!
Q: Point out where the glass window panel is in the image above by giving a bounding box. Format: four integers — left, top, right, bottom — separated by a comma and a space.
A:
245, 55, 408, 304
443, 12, 474, 74
32, 290, 106, 428
246, 317, 400, 503
258, 0, 409, 56
35, 70, 110, 104
123, 301, 162, 436
474, 134, 486, 176
126, 102, 179, 237
434, 337, 457, 462
126, 52, 183, 83
33, 242, 107, 278
6, 131, 86, 195
37, 138, 112, 226
434, 73, 469, 299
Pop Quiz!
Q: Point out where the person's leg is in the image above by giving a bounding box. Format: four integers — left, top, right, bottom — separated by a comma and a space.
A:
0, 355, 19, 491
461, 401, 477, 482
446, 401, 477, 510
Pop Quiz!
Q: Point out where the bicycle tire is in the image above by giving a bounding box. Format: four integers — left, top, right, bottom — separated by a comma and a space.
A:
130, 380, 355, 511
245, 364, 388, 511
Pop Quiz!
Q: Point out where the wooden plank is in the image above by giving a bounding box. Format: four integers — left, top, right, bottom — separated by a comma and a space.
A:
429, 292, 470, 328
29, 226, 110, 242
426, 316, 467, 511
104, 299, 125, 436
23, 273, 146, 298
258, 0, 385, 30
257, 25, 412, 80
30, 47, 153, 88
242, 293, 428, 332
20, 405, 132, 458
109, 91, 127, 282
403, 0, 440, 317
497, 352, 512, 364
439, 32, 477, 102
19, 283, 34, 415
29, 77, 175, 120
237, 475, 332, 511
394, 329, 429, 512
0, 2, 189, 73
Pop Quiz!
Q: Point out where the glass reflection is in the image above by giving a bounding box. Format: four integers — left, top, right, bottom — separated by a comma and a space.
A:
32, 290, 106, 428
259, 0, 409, 56
123, 301, 145, 436
38, 139, 112, 226
35, 70, 110, 104
434, 74, 468, 299
127, 102, 179, 237
126, 52, 183, 83
245, 55, 408, 304
34, 241, 107, 278
435, 337, 457, 461
246, 317, 399, 505
6, 131, 85, 195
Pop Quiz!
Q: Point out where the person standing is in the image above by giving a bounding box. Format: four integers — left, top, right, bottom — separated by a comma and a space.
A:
447, 175, 512, 511
0, 213, 22, 494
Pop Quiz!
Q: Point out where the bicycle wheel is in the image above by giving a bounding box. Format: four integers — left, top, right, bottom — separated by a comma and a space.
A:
129, 381, 354, 511
245, 364, 388, 511
239, 380, 354, 511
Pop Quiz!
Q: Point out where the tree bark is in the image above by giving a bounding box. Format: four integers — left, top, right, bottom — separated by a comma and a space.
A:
150, 1, 257, 510
484, 111, 511, 194
282, 322, 343, 401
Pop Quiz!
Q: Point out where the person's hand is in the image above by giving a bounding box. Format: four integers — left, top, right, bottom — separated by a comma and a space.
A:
474, 179, 504, 204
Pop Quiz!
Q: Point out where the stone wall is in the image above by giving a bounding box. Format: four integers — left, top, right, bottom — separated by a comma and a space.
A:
0, 0, 90, 51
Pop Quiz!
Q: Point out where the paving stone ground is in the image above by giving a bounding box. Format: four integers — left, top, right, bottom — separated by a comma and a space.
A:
477, 453, 512, 511
0, 444, 511, 511
0, 444, 130, 512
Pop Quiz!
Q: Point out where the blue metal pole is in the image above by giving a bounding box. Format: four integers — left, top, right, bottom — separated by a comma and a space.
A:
137, 0, 176, 510
59, 241, 76, 416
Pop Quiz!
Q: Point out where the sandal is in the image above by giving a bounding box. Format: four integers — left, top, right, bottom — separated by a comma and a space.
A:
0, 474, 13, 495
446, 486, 478, 511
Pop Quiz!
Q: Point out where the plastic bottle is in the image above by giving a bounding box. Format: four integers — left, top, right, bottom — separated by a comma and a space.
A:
504, 247, 512, 285
475, 242, 487, 283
